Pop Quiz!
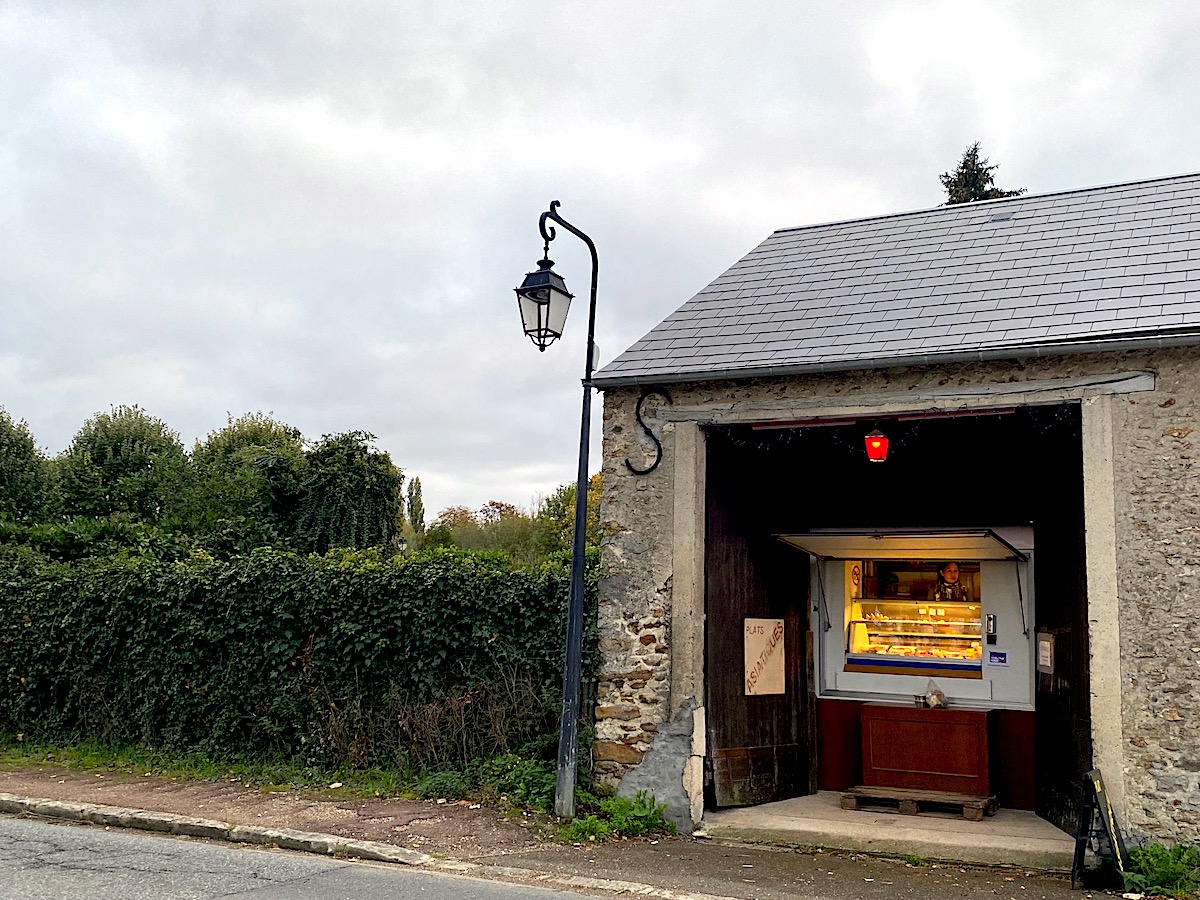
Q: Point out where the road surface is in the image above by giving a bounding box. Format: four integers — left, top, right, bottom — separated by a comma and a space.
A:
0, 816, 576, 900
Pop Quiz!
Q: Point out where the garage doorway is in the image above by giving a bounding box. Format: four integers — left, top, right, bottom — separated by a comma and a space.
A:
703, 405, 1088, 831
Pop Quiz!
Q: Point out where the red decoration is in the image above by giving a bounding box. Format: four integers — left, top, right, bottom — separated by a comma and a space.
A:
864, 429, 889, 462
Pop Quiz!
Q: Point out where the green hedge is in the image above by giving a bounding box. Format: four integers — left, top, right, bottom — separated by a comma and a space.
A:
0, 546, 598, 771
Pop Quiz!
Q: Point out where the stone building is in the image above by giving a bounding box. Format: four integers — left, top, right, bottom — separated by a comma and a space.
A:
590, 173, 1200, 842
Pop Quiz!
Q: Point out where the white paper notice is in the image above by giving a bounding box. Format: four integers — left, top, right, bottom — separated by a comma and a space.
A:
744, 618, 786, 695
1038, 639, 1053, 670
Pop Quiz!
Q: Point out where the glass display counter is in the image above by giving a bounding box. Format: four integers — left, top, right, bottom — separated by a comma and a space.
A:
845, 559, 982, 679
846, 598, 982, 679
778, 528, 1035, 710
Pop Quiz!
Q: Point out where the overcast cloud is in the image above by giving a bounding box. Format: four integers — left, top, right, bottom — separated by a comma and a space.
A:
2, 1, 1198, 516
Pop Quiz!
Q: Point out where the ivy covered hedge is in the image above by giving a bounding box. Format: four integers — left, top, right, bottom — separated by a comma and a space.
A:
0, 547, 598, 771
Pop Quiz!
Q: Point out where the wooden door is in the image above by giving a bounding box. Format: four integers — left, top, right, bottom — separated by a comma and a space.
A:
1032, 419, 1092, 831
705, 437, 815, 807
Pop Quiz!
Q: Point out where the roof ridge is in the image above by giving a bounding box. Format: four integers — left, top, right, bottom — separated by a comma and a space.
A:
772, 170, 1200, 237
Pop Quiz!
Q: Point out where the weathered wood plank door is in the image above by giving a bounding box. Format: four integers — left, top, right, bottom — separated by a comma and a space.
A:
1032, 406, 1091, 831
705, 436, 815, 807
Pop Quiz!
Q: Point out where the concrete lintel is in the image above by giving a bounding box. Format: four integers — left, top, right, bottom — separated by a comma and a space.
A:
670, 422, 707, 830
689, 705, 707, 826
1081, 394, 1126, 822
660, 371, 1156, 425
670, 422, 706, 718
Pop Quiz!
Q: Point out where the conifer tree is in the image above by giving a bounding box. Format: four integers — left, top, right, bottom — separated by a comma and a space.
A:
940, 142, 1026, 204
406, 477, 425, 534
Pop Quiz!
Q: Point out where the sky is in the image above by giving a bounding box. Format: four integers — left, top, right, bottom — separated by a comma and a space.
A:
2, 1, 1199, 519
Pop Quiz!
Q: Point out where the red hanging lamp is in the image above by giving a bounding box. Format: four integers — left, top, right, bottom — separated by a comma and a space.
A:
864, 429, 889, 462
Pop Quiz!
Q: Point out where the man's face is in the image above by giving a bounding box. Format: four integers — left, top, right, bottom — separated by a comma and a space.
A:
942, 563, 960, 583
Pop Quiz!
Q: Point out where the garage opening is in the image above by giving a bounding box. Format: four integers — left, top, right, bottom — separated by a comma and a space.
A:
703, 403, 1088, 832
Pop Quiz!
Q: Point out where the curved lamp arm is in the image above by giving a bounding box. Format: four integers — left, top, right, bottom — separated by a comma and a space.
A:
540, 201, 600, 385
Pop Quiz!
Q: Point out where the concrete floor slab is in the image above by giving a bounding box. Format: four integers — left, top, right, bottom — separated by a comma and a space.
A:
697, 792, 1076, 871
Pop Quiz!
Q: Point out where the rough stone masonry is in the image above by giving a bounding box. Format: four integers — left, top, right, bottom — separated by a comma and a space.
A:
594, 347, 1199, 841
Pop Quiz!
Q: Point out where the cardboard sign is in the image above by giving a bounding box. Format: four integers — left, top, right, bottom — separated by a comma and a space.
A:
744, 618, 785, 695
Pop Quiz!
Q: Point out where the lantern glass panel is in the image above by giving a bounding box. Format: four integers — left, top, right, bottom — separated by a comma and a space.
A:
545, 286, 572, 339
518, 291, 548, 340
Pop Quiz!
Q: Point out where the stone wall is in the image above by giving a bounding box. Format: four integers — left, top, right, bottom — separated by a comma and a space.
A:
596, 347, 1200, 840
593, 397, 675, 780
1110, 351, 1200, 840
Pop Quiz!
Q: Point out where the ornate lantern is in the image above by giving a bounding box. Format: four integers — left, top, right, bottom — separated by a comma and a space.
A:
514, 257, 574, 351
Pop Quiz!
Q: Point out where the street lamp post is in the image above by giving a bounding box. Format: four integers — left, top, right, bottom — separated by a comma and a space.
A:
513, 200, 598, 818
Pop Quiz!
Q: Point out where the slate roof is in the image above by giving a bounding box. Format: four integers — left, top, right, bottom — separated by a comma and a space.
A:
593, 172, 1200, 387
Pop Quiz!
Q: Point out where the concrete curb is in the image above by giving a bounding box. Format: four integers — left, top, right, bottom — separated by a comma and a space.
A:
0, 792, 432, 866
0, 791, 746, 899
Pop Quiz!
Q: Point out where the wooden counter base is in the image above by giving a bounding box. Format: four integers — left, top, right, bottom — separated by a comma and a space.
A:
861, 703, 993, 796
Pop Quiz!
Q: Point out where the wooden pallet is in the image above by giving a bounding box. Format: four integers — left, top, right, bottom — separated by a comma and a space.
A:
841, 785, 998, 821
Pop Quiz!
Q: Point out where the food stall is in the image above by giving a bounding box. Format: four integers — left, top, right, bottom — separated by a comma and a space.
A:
778, 528, 1034, 806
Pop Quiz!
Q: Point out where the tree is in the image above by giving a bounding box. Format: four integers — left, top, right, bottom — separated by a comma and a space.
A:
423, 523, 456, 549
0, 407, 52, 523
453, 502, 540, 564
427, 506, 476, 551
295, 431, 404, 553
406, 477, 425, 534
940, 142, 1026, 205
431, 506, 478, 530
455, 507, 539, 563
535, 472, 602, 556
55, 405, 188, 522
187, 412, 306, 548
425, 501, 544, 565
478, 500, 521, 524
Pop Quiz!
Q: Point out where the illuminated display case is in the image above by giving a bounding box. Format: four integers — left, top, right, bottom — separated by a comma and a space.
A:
845, 560, 982, 678
779, 529, 1035, 710
846, 600, 983, 678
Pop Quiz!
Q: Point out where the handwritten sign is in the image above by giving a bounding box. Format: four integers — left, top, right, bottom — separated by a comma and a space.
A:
744, 618, 785, 695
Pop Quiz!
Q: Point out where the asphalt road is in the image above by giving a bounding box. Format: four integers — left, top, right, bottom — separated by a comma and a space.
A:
0, 814, 1093, 900
0, 816, 578, 900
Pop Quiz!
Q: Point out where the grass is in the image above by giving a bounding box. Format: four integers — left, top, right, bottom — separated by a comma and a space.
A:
0, 738, 677, 843
0, 739, 413, 799
1123, 842, 1200, 899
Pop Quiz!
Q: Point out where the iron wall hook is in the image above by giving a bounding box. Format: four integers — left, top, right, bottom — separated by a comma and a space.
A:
625, 388, 673, 475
